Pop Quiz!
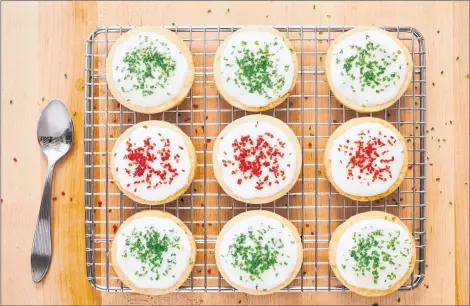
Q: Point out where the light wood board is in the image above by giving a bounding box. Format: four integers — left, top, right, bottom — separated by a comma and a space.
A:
1, 1, 469, 305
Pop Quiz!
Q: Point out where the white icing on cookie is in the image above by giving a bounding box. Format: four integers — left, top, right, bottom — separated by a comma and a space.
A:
111, 32, 189, 107
217, 215, 299, 291
336, 219, 413, 290
115, 216, 192, 289
329, 30, 408, 106
218, 30, 295, 107
217, 120, 297, 199
329, 122, 404, 197
113, 125, 191, 201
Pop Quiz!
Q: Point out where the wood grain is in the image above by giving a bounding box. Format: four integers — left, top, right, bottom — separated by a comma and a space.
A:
452, 3, 470, 306
1, 1, 468, 305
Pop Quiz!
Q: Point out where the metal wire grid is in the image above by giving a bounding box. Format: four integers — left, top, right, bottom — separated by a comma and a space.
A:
84, 26, 426, 293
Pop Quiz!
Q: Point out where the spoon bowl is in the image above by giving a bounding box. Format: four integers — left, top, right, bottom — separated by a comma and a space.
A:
31, 99, 73, 283
37, 100, 73, 164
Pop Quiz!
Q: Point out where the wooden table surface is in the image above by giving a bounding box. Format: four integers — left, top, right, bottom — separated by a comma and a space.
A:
1, 1, 469, 305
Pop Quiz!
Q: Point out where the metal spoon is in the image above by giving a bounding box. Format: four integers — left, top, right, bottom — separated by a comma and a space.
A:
31, 99, 73, 283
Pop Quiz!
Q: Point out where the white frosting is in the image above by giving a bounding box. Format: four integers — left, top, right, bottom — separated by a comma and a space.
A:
111, 31, 189, 107
218, 30, 295, 107
113, 125, 191, 201
218, 215, 299, 291
115, 216, 192, 289
329, 30, 408, 106
330, 122, 404, 197
217, 120, 297, 199
336, 219, 413, 290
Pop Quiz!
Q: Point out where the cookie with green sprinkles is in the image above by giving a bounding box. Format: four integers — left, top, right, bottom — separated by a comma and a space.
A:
325, 27, 413, 113
106, 27, 194, 114
329, 211, 416, 296
215, 210, 303, 295
111, 210, 196, 295
213, 27, 298, 112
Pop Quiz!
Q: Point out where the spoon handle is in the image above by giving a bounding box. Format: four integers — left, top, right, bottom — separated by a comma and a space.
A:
31, 164, 54, 283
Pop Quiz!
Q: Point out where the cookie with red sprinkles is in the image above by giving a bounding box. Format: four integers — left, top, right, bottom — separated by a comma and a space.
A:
111, 120, 196, 205
213, 114, 302, 204
324, 117, 408, 201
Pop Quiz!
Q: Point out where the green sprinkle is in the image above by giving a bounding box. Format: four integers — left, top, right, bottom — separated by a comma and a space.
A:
348, 229, 405, 285
230, 42, 287, 99
207, 9, 212, 13
122, 226, 181, 280
225, 228, 284, 280
436, 178, 440, 181
313, 4, 316, 10
41, 97, 45, 102
120, 37, 176, 97
226, 8, 230, 14
337, 38, 403, 93
64, 73, 67, 79
9, 100, 12, 104
327, 14, 331, 18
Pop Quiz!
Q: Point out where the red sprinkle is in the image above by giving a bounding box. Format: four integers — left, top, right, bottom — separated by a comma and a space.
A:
437, 30, 440, 34
432, 82, 435, 86
112, 224, 118, 233
98, 201, 103, 207
13, 158, 17, 162
61, 191, 65, 196
70, 198, 73, 202
408, 165, 413, 170
208, 269, 212, 274
341, 131, 396, 184
52, 197, 57, 201
222, 133, 290, 190
122, 136, 182, 190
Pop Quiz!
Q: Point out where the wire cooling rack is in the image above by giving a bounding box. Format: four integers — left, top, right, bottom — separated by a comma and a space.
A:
84, 25, 426, 293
